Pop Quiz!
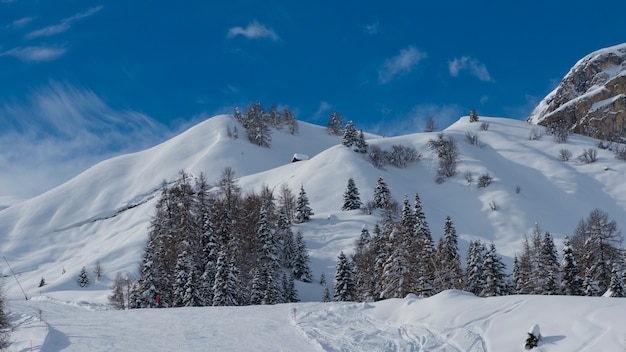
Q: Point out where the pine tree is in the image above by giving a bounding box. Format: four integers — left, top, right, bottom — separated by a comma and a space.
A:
342, 178, 362, 211
436, 216, 464, 291
572, 209, 622, 295
295, 185, 314, 223
320, 273, 331, 302
282, 272, 299, 303
292, 231, 313, 282
608, 263, 625, 297
373, 176, 391, 210
539, 231, 560, 295
172, 249, 192, 307
77, 266, 90, 287
514, 237, 533, 294
212, 246, 241, 306
380, 227, 412, 299
354, 129, 368, 153
400, 195, 416, 231
560, 236, 582, 295
342, 120, 358, 147
334, 251, 356, 301
327, 111, 344, 135
481, 243, 507, 297
466, 241, 486, 295
277, 210, 296, 269
352, 225, 377, 301
469, 108, 479, 122
108, 272, 127, 310
583, 265, 600, 296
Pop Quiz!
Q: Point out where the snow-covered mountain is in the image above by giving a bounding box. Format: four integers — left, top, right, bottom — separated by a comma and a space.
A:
3, 114, 626, 351
528, 43, 626, 139
2, 114, 626, 303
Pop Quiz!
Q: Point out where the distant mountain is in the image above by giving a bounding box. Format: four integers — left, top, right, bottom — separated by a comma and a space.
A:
1, 114, 625, 303
528, 43, 626, 140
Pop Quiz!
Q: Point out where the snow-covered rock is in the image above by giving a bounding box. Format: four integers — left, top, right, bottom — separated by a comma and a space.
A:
528, 43, 626, 139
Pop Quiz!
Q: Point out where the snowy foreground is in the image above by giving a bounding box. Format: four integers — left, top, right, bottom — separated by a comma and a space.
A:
7, 290, 626, 351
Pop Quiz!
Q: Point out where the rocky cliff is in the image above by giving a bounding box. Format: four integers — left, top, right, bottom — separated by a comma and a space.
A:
527, 43, 626, 140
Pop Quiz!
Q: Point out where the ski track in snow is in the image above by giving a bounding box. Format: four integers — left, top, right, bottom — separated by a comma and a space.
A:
295, 302, 486, 351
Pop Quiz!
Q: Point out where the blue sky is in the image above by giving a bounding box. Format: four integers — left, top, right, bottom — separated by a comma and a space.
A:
1, 0, 625, 197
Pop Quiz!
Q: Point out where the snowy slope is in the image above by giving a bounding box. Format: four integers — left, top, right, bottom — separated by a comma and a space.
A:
2, 114, 626, 304
7, 291, 626, 351
2, 114, 626, 351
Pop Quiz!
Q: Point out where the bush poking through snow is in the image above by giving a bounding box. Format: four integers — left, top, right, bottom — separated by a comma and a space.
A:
477, 173, 493, 188
578, 148, 598, 164
524, 324, 541, 349
558, 148, 572, 161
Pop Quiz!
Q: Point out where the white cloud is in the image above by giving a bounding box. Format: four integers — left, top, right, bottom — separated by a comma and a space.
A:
378, 46, 426, 84
227, 20, 280, 41
0, 82, 168, 197
7, 16, 35, 29
448, 56, 493, 82
1, 45, 67, 62
25, 6, 102, 39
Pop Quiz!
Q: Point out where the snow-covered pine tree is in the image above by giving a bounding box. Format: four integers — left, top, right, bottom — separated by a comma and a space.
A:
353, 225, 377, 301
212, 243, 242, 306
582, 265, 600, 296
400, 195, 416, 231
277, 210, 296, 269
320, 273, 331, 303
334, 251, 356, 301
411, 193, 435, 297
77, 266, 90, 287
466, 240, 486, 296
469, 108, 479, 122
539, 231, 560, 295
327, 111, 344, 135
182, 267, 202, 307
282, 272, 299, 303
342, 178, 362, 211
514, 237, 533, 294
292, 231, 313, 282
608, 263, 625, 297
435, 216, 464, 291
373, 176, 391, 210
354, 129, 368, 154
295, 185, 314, 223
481, 243, 507, 297
172, 249, 192, 307
380, 227, 412, 299
560, 236, 582, 295
342, 120, 358, 147
572, 209, 622, 295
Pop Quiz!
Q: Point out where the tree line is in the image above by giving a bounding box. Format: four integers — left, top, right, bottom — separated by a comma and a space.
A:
110, 168, 313, 309
332, 176, 625, 301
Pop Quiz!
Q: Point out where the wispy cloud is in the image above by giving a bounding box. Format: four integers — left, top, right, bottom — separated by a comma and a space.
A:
25, 6, 103, 40
227, 20, 280, 41
7, 16, 35, 29
448, 56, 493, 82
312, 101, 331, 122
378, 46, 426, 84
0, 81, 168, 197
1, 45, 67, 62
365, 21, 380, 35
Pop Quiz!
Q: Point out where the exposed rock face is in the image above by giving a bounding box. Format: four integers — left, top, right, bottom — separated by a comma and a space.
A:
528, 43, 626, 140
